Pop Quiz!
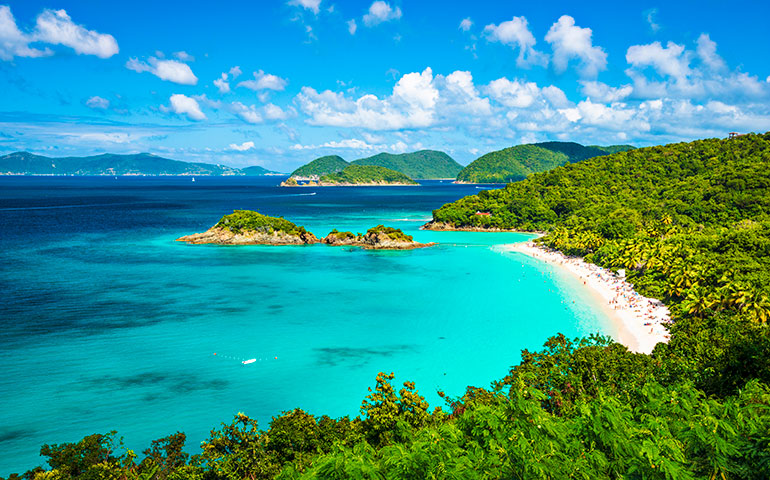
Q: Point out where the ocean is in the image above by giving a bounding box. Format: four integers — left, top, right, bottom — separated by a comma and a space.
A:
0, 176, 615, 474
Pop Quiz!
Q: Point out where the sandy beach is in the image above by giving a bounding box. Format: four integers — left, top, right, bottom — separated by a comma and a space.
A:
502, 240, 670, 354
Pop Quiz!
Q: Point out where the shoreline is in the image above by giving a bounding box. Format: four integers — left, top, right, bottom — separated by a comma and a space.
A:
501, 240, 670, 354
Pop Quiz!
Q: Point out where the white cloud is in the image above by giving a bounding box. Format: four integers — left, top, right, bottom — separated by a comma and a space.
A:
0, 6, 51, 60
85, 96, 109, 109
696, 34, 726, 71
263, 103, 291, 120
237, 70, 288, 91
173, 51, 194, 62
126, 57, 198, 85
33, 8, 118, 58
626, 41, 690, 80
486, 78, 542, 108
214, 73, 230, 93
229, 66, 242, 78
228, 141, 255, 151
483, 16, 547, 68
230, 102, 263, 124
545, 15, 607, 78
347, 19, 357, 35
645, 8, 660, 33
459, 18, 472, 32
291, 138, 409, 152
363, 1, 402, 27
164, 94, 206, 121
580, 81, 633, 102
288, 0, 321, 14
0, 6, 119, 61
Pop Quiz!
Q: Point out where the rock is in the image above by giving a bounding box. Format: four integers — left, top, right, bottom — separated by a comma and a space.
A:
176, 227, 319, 245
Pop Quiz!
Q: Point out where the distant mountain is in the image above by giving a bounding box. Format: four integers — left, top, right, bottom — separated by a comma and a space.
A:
289, 155, 349, 179
241, 165, 280, 176
0, 151, 245, 176
455, 142, 635, 184
351, 150, 462, 179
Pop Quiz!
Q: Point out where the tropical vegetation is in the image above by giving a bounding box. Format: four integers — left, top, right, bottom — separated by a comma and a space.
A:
288, 155, 348, 179
351, 150, 462, 179
455, 141, 635, 184
319, 165, 417, 185
214, 210, 310, 237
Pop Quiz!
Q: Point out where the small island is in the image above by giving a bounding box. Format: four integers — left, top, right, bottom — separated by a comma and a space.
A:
176, 210, 319, 245
322, 225, 435, 250
282, 165, 418, 187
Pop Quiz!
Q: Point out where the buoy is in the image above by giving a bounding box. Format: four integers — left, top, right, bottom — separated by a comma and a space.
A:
274, 356, 278, 359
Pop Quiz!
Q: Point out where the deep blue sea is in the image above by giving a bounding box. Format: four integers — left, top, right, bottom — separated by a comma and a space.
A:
0, 176, 616, 474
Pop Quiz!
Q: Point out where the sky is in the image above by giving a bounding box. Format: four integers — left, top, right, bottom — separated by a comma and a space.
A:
1, 0, 769, 171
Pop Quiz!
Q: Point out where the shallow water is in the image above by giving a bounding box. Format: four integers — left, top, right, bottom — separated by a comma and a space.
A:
0, 176, 614, 474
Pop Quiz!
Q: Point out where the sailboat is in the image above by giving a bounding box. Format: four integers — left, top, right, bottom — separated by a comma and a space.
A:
192, 177, 196, 182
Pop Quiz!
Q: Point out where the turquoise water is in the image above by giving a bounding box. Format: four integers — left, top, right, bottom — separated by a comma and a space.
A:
0, 177, 615, 474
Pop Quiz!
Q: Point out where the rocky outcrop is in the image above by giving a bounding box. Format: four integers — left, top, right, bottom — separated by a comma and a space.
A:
421, 221, 521, 232
176, 227, 319, 245
321, 229, 435, 250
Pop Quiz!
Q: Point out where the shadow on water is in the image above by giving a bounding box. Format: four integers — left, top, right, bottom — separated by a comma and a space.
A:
315, 345, 418, 367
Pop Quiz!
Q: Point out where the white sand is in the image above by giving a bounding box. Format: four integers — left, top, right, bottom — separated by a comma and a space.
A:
501, 240, 670, 354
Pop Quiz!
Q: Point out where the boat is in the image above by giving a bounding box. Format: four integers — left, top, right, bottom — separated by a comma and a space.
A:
242, 358, 256, 364
192, 177, 196, 182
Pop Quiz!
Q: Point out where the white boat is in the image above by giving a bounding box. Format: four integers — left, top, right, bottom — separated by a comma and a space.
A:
242, 358, 256, 364
192, 177, 196, 182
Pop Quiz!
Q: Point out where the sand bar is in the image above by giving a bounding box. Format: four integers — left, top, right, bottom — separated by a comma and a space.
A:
501, 239, 670, 354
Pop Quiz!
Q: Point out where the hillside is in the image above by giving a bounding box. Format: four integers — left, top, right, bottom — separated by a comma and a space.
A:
288, 155, 348, 179
351, 150, 462, 179
319, 164, 418, 185
0, 151, 243, 176
455, 141, 634, 183
241, 165, 280, 176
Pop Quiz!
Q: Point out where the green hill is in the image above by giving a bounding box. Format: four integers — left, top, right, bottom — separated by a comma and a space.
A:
0, 151, 242, 175
289, 155, 349, 178
455, 141, 634, 183
319, 164, 418, 185
351, 150, 462, 179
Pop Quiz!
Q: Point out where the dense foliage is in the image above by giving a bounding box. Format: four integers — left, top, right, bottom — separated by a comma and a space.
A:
366, 225, 414, 242
351, 150, 462, 179
288, 156, 348, 178
455, 142, 634, 184
0, 152, 243, 176
241, 166, 278, 176
7, 134, 770, 479
320, 165, 417, 185
214, 210, 310, 237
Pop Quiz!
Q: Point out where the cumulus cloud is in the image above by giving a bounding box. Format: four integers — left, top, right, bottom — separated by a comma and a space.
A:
163, 94, 206, 121
644, 8, 660, 33
237, 70, 288, 91
0, 6, 118, 61
580, 81, 633, 103
459, 18, 472, 32
545, 15, 607, 78
363, 1, 402, 27
288, 0, 321, 14
214, 73, 230, 93
126, 56, 198, 85
230, 102, 263, 124
483, 16, 547, 68
626, 41, 690, 80
229, 66, 242, 78
228, 141, 255, 151
696, 34, 726, 71
347, 19, 357, 35
85, 96, 109, 109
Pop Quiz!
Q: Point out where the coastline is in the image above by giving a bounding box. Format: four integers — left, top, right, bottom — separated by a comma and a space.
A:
501, 239, 670, 354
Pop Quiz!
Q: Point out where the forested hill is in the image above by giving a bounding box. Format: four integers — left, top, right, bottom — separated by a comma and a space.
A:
455, 141, 634, 183
0, 151, 247, 176
241, 165, 280, 176
319, 164, 418, 185
351, 150, 462, 179
288, 155, 349, 178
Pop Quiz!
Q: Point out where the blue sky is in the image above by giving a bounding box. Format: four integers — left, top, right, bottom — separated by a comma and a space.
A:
1, 0, 769, 171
